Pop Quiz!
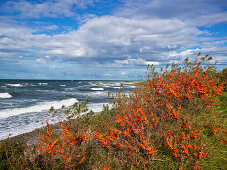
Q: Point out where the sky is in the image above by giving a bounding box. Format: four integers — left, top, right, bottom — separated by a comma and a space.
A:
0, 0, 226, 80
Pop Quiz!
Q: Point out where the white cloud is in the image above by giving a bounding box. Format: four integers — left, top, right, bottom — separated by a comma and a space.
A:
49, 65, 64, 69
35, 58, 46, 64
145, 61, 160, 65
103, 73, 113, 77
0, 6, 226, 68
0, 15, 200, 59
44, 55, 50, 59
192, 12, 227, 26
115, 57, 160, 66
120, 72, 127, 75
168, 48, 200, 58
115, 0, 227, 27
2, 0, 96, 18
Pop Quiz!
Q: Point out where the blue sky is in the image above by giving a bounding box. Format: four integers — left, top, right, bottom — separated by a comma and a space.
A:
0, 0, 226, 80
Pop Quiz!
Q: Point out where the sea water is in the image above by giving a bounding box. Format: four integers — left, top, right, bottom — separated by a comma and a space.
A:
0, 80, 136, 140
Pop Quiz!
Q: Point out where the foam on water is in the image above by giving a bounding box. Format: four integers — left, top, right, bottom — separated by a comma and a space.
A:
89, 82, 97, 86
112, 83, 121, 86
6, 84, 23, 87
125, 85, 136, 88
90, 88, 104, 91
88, 103, 111, 113
0, 120, 44, 140
38, 83, 48, 85
0, 93, 12, 99
0, 98, 78, 119
0, 102, 111, 140
91, 91, 106, 97
60, 84, 66, 87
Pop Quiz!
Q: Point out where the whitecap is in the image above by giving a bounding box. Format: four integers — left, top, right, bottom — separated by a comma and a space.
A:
6, 84, 23, 87
0, 93, 12, 99
0, 101, 112, 140
126, 85, 136, 88
90, 88, 104, 91
91, 91, 105, 96
89, 82, 97, 86
38, 83, 48, 85
0, 98, 78, 119
124, 82, 135, 85
60, 85, 66, 87
87, 103, 112, 113
112, 83, 121, 86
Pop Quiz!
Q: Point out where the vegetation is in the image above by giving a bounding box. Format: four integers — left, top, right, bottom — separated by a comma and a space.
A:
0, 54, 226, 169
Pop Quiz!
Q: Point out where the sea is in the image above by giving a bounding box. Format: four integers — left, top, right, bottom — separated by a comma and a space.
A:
0, 80, 136, 140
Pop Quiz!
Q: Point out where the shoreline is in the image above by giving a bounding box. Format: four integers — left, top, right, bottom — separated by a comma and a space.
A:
0, 111, 101, 145
0, 123, 50, 145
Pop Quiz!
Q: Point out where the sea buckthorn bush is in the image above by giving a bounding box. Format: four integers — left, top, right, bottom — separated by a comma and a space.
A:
37, 54, 226, 169
37, 100, 90, 169
93, 54, 226, 169
38, 122, 88, 168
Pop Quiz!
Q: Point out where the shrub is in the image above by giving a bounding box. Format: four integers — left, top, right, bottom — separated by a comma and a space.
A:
93, 54, 226, 169
37, 54, 226, 169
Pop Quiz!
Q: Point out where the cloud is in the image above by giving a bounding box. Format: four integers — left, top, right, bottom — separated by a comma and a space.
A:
0, 14, 226, 67
44, 55, 51, 59
35, 58, 46, 64
0, 0, 226, 80
190, 12, 227, 26
115, 57, 160, 66
103, 73, 113, 77
168, 48, 200, 58
63, 16, 202, 61
115, 0, 227, 26
1, 0, 96, 18
120, 72, 127, 75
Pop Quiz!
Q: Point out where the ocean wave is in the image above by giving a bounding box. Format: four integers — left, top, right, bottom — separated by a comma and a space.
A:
6, 84, 23, 87
124, 82, 136, 85
0, 93, 12, 99
90, 88, 104, 91
125, 85, 136, 88
0, 98, 78, 119
0, 101, 111, 140
89, 82, 97, 86
113, 87, 121, 89
60, 85, 66, 87
38, 83, 48, 85
87, 103, 110, 113
90, 91, 106, 96
112, 83, 121, 86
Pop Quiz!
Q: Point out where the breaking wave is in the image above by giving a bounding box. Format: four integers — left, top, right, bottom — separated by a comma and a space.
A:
0, 93, 12, 99
0, 98, 78, 119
